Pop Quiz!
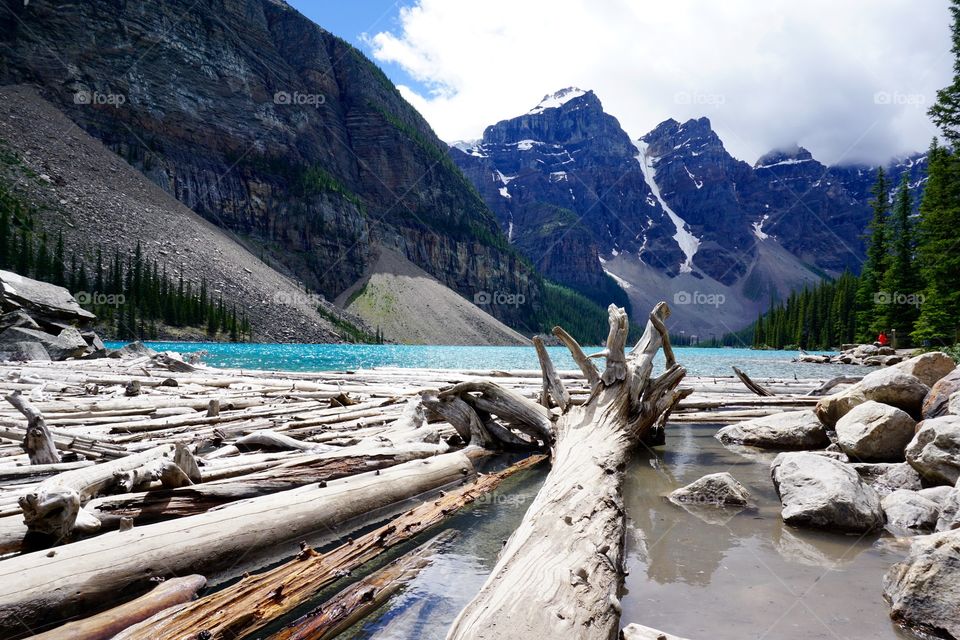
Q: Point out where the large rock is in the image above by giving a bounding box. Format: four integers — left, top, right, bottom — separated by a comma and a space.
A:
716, 410, 829, 450
923, 367, 960, 419
0, 269, 94, 324
0, 309, 39, 332
906, 415, 960, 486
884, 529, 960, 639
668, 472, 752, 507
835, 401, 916, 462
0, 326, 87, 360
817, 367, 929, 427
898, 351, 956, 387
851, 462, 923, 497
771, 452, 885, 532
882, 489, 939, 533
936, 481, 960, 533
4, 341, 51, 362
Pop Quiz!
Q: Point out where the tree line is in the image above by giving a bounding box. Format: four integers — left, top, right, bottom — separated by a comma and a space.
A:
0, 189, 251, 342
740, 2, 960, 351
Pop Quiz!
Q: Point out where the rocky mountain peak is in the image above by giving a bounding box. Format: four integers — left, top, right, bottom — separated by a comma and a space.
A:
527, 87, 593, 114
755, 145, 817, 169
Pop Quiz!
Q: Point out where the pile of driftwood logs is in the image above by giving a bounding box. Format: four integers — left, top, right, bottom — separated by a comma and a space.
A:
0, 302, 832, 640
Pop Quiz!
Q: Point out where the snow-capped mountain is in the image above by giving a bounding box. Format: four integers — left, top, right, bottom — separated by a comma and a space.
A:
450, 88, 928, 337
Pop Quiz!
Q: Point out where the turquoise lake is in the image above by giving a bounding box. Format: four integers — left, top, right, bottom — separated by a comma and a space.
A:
106, 342, 861, 379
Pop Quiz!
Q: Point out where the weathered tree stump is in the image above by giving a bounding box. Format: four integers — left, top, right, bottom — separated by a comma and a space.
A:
446, 302, 689, 640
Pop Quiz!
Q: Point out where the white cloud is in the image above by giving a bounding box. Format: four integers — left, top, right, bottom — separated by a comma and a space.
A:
367, 0, 952, 165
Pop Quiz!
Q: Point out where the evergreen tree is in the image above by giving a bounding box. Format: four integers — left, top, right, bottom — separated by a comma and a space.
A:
855, 167, 889, 340
913, 139, 960, 344
0, 208, 9, 269
879, 173, 921, 345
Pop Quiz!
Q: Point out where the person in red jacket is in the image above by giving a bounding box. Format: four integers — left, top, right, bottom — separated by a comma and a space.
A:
877, 331, 889, 346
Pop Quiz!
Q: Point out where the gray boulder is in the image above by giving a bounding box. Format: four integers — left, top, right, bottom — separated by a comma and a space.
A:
859, 368, 930, 415
882, 489, 939, 533
7, 341, 51, 362
668, 472, 752, 507
771, 452, 885, 532
898, 351, 956, 387
923, 367, 960, 419
835, 401, 916, 462
622, 624, 690, 640
0, 269, 95, 324
884, 529, 960, 639
906, 415, 960, 485
851, 462, 923, 497
108, 340, 157, 359
935, 481, 960, 533
919, 485, 955, 504
0, 309, 39, 332
716, 410, 829, 450
0, 326, 87, 360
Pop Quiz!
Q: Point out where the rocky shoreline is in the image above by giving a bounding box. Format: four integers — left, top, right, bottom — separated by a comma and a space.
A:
797, 342, 914, 367
683, 351, 960, 638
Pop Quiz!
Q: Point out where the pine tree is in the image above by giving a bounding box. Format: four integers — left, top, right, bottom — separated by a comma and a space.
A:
52, 231, 65, 286
879, 173, 921, 345
913, 139, 960, 344
855, 167, 889, 340
0, 208, 9, 269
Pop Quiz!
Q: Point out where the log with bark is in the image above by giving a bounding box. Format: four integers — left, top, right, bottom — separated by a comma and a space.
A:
0, 452, 474, 636
111, 454, 546, 640
266, 530, 457, 640
446, 302, 689, 640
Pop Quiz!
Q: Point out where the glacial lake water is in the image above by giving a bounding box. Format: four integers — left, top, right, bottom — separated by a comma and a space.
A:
108, 342, 865, 379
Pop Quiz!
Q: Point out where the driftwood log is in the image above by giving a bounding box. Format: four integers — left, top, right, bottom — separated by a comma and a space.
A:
0, 452, 473, 636
4, 392, 59, 465
267, 530, 457, 640
446, 302, 689, 640
27, 575, 206, 640
732, 366, 776, 397
112, 455, 546, 640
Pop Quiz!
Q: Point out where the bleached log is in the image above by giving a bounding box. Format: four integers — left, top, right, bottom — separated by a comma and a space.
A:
267, 531, 457, 640
806, 375, 863, 396
4, 392, 59, 465
27, 575, 206, 640
732, 366, 776, 397
552, 326, 600, 390
112, 454, 545, 640
447, 303, 687, 640
439, 381, 553, 444
18, 444, 177, 538
0, 452, 474, 634
420, 390, 494, 448
533, 336, 570, 410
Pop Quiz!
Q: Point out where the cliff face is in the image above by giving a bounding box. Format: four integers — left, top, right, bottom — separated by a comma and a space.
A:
0, 0, 540, 327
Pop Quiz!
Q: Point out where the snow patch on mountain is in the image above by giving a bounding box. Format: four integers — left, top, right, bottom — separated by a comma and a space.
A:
528, 87, 586, 115
603, 269, 632, 289
752, 214, 770, 240
634, 140, 701, 273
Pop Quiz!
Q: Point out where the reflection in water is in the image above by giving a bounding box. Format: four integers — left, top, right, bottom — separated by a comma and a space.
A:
333, 424, 915, 640
622, 424, 912, 640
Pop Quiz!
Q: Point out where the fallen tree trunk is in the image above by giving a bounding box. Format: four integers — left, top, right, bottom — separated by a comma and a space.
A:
266, 531, 457, 640
0, 452, 474, 636
447, 303, 688, 640
26, 575, 206, 640
112, 454, 546, 640
18, 444, 179, 538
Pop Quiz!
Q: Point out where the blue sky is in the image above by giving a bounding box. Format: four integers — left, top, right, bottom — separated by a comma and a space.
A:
286, 1, 427, 94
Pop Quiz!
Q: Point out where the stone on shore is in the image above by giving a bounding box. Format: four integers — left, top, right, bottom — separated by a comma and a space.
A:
883, 529, 960, 639
771, 452, 884, 533
0, 269, 95, 326
816, 367, 929, 427
935, 481, 960, 533
881, 489, 939, 533
668, 472, 752, 507
0, 326, 88, 360
851, 462, 923, 497
835, 401, 916, 462
716, 410, 829, 450
905, 415, 960, 486
923, 367, 960, 419
897, 351, 956, 388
